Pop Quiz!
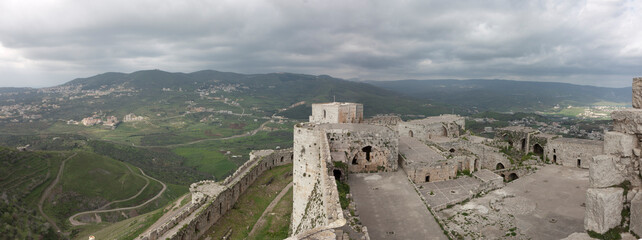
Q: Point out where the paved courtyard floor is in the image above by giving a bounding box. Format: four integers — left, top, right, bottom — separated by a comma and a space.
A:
348, 171, 447, 240
438, 165, 589, 240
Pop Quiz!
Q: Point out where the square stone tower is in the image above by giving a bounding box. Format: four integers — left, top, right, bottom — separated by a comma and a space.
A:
309, 102, 363, 124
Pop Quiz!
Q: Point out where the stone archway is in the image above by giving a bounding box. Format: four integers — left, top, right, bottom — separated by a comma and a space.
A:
409, 130, 414, 137
533, 144, 543, 158
496, 163, 505, 170
507, 173, 519, 182
362, 146, 372, 162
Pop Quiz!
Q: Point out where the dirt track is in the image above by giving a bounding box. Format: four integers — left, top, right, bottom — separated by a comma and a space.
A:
68, 167, 167, 226
38, 152, 77, 236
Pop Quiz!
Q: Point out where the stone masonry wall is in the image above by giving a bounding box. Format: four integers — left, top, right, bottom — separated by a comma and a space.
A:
451, 140, 513, 171
138, 148, 293, 240
398, 116, 465, 141
310, 103, 363, 124
291, 123, 346, 237
583, 77, 642, 236
325, 125, 399, 173
545, 138, 603, 168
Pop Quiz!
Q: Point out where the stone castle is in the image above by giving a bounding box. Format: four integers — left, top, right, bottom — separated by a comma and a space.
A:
139, 78, 641, 240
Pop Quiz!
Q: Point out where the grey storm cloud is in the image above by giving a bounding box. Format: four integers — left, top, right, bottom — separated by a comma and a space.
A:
0, 0, 640, 87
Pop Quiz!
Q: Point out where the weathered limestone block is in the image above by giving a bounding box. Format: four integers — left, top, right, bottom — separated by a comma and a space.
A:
611, 109, 642, 134
631, 192, 642, 237
633, 77, 642, 109
589, 155, 626, 188
603, 131, 637, 157
584, 187, 624, 234
561, 232, 592, 240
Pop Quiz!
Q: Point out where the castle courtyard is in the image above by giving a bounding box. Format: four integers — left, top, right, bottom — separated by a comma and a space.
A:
348, 171, 448, 240
438, 165, 589, 239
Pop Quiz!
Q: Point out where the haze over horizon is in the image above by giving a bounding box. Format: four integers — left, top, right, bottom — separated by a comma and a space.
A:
1, 0, 641, 88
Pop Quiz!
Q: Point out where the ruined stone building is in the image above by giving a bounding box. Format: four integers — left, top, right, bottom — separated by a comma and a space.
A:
496, 126, 604, 169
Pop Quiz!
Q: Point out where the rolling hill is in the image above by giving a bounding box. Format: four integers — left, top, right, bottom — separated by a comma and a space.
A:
367, 79, 631, 112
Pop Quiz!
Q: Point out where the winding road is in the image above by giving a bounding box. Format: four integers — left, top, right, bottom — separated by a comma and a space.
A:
95, 165, 150, 211
68, 167, 167, 226
38, 152, 77, 235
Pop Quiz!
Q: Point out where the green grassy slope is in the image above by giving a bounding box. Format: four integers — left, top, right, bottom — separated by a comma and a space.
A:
0, 146, 69, 239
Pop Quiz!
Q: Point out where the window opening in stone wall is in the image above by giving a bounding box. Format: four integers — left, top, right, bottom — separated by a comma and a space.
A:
442, 126, 448, 137
425, 175, 430, 182
521, 138, 527, 152
362, 146, 372, 162
352, 155, 358, 165
333, 169, 342, 181
496, 162, 505, 170
577, 159, 581, 168
507, 173, 519, 181
449, 148, 455, 153
409, 130, 413, 137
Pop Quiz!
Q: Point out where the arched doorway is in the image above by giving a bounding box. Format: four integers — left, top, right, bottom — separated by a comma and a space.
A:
351, 155, 358, 165
496, 163, 505, 170
553, 155, 557, 164
507, 173, 519, 182
425, 175, 430, 182
521, 138, 527, 152
577, 159, 582, 168
333, 169, 342, 181
533, 144, 543, 159
409, 130, 414, 137
362, 146, 372, 162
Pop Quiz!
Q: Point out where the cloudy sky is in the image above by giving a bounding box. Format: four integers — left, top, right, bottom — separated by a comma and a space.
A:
0, 0, 640, 87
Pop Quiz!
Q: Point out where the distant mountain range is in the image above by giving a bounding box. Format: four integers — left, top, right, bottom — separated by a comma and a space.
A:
1, 71, 632, 117
367, 79, 631, 112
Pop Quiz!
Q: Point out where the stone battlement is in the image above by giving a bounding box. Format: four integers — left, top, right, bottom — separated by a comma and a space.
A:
138, 148, 293, 240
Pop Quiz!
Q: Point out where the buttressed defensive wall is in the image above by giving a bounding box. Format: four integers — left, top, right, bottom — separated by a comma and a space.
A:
138, 149, 293, 240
